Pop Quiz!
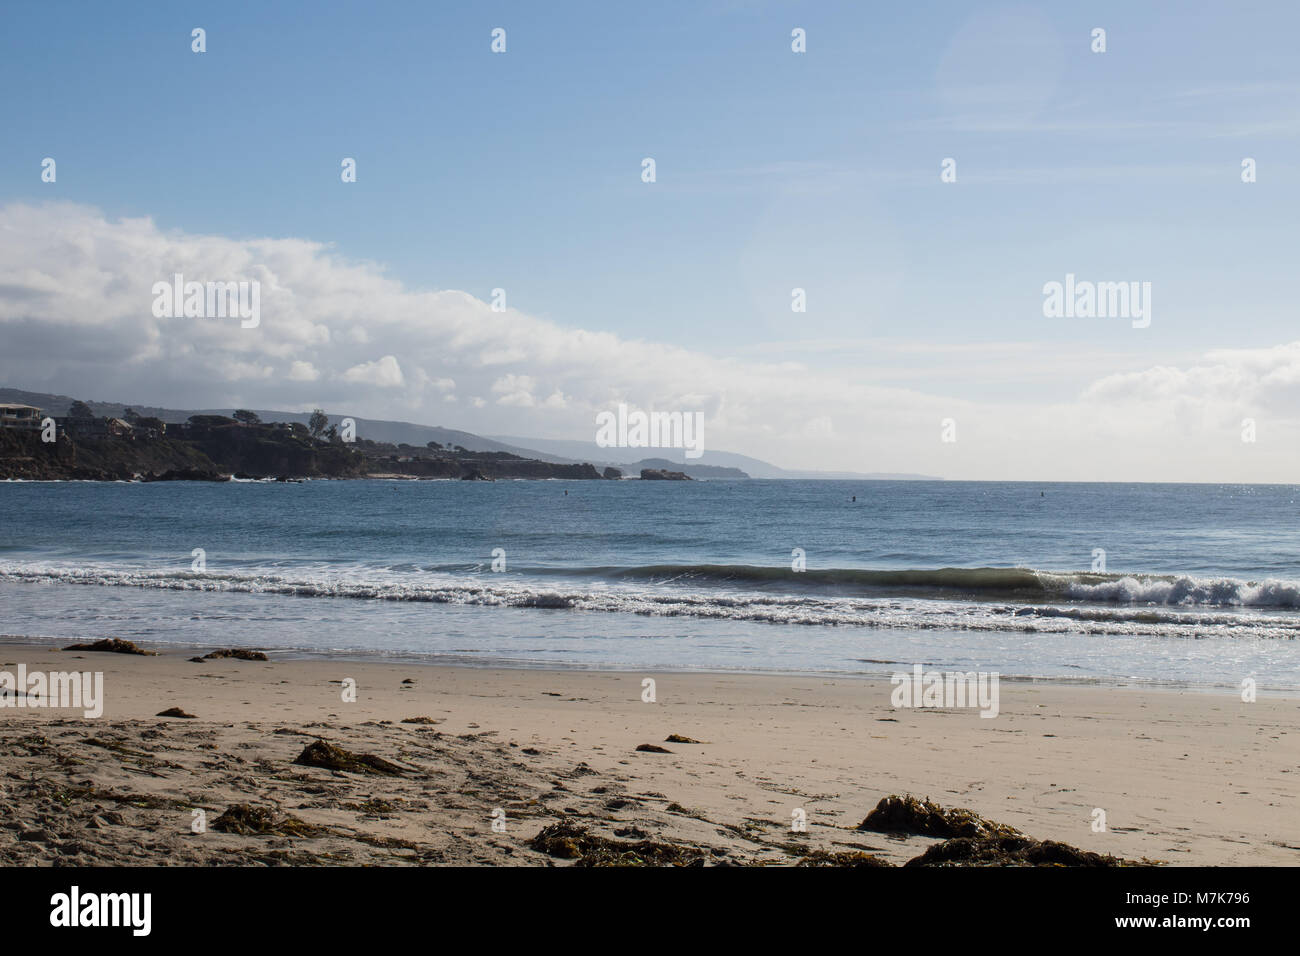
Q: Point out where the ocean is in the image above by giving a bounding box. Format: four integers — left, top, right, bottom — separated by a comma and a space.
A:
2, 478, 1298, 689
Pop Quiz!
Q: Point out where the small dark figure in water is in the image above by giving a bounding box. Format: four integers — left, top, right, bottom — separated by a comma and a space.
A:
564, 490, 568, 496
852, 495, 856, 502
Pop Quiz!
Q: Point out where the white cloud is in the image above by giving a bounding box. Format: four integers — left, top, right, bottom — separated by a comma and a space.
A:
215, 359, 275, 381
803, 416, 834, 439
491, 373, 536, 407
0, 201, 1295, 481
341, 355, 405, 388
288, 360, 320, 382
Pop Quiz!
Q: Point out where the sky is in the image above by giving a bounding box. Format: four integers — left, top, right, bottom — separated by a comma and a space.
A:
1, 0, 1298, 480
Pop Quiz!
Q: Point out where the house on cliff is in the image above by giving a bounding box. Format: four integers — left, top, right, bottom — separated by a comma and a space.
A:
0, 403, 43, 431
55, 416, 136, 439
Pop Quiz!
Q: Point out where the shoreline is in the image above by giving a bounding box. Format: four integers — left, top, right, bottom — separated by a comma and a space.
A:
1, 633, 1293, 696
2, 640, 1296, 865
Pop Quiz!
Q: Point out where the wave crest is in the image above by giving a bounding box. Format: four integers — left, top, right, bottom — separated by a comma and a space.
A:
1, 562, 1298, 640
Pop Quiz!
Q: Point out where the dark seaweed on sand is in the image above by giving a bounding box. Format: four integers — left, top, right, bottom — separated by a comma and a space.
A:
859, 795, 1145, 866
202, 648, 270, 661
155, 707, 197, 719
906, 836, 1130, 867
293, 739, 408, 776
529, 822, 706, 867
797, 849, 893, 867
859, 794, 1022, 839
211, 804, 326, 837
63, 638, 156, 656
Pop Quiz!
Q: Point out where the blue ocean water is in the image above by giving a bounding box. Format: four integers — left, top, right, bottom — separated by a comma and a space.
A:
2, 479, 1298, 688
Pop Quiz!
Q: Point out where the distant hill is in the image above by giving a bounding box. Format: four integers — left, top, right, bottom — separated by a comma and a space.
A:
0, 387, 941, 480
0, 401, 607, 482
489, 435, 941, 480
622, 457, 748, 479
0, 387, 561, 461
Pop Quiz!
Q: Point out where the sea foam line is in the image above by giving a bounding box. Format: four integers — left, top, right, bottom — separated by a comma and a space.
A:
1, 563, 1298, 640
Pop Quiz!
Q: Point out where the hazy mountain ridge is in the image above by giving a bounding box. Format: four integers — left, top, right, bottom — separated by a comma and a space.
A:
0, 387, 940, 480
489, 435, 940, 480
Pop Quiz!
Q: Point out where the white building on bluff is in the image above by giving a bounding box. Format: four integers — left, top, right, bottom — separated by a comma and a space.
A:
0, 403, 42, 431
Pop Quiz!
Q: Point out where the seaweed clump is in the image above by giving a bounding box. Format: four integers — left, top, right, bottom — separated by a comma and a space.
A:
202, 649, 270, 661
63, 638, 155, 656
529, 822, 706, 867
905, 836, 1133, 867
210, 804, 325, 837
859, 795, 1022, 839
293, 739, 408, 776
155, 707, 197, 719
796, 849, 894, 867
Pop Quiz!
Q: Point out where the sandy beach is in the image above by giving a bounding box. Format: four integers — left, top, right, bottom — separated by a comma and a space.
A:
1, 640, 1295, 866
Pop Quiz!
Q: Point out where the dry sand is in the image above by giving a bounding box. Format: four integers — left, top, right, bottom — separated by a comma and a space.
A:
1, 641, 1296, 866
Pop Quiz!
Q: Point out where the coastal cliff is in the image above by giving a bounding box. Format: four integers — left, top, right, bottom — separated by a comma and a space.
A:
639, 468, 693, 481
0, 421, 606, 482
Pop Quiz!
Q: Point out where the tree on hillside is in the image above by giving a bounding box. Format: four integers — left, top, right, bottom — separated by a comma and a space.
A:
308, 409, 329, 440
68, 400, 94, 419
233, 409, 261, 425
122, 407, 141, 423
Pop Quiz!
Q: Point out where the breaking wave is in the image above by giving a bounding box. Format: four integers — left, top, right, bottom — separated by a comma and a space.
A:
565, 564, 1300, 609
2, 561, 1298, 640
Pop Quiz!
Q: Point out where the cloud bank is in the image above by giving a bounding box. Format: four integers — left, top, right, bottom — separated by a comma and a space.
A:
0, 201, 1295, 481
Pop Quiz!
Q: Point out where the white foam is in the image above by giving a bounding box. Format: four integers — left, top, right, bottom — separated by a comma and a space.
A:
2, 561, 1298, 641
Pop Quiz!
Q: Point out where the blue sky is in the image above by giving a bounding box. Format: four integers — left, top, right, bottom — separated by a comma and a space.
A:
1, 1, 1297, 478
